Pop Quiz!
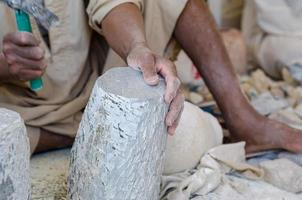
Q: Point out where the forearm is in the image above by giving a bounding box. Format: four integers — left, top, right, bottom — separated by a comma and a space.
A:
101, 3, 147, 60
174, 0, 252, 117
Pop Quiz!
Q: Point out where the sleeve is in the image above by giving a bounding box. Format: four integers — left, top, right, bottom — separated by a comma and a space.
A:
87, 0, 144, 34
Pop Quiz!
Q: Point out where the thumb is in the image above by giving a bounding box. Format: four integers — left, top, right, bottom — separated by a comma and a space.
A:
127, 48, 159, 85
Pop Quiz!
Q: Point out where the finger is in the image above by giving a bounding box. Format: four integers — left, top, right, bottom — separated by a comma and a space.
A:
168, 110, 182, 135
139, 53, 159, 85
165, 92, 185, 127
155, 56, 181, 104
3, 43, 44, 60
18, 69, 44, 81
127, 51, 159, 85
5, 53, 46, 70
3, 32, 40, 46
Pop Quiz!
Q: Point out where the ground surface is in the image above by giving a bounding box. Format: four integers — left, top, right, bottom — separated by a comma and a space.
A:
31, 149, 70, 200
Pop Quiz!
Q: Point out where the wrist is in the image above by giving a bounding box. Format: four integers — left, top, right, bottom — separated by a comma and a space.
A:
126, 40, 148, 56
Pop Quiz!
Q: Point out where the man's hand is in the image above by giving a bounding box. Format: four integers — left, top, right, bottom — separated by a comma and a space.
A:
1, 32, 46, 81
127, 43, 184, 135
102, 3, 184, 134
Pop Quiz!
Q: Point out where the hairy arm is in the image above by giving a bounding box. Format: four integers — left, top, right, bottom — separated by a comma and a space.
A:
101, 3, 184, 134
102, 3, 146, 60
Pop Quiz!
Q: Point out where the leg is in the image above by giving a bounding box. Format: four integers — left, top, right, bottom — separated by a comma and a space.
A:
174, 0, 302, 153
28, 127, 74, 154
34, 129, 74, 154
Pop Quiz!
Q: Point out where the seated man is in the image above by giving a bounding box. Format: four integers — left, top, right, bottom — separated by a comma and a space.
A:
0, 0, 301, 155
242, 0, 302, 81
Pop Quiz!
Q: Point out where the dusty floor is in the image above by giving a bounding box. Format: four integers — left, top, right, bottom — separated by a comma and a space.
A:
31, 149, 70, 200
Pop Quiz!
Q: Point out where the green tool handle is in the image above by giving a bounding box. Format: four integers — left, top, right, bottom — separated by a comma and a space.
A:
15, 10, 43, 91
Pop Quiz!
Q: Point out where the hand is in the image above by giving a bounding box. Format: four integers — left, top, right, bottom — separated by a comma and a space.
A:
1, 32, 46, 81
127, 43, 184, 135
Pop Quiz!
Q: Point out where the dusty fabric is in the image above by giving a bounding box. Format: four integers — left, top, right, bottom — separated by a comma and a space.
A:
242, 0, 302, 80
164, 102, 223, 175
161, 142, 264, 199
208, 0, 244, 29
161, 142, 302, 200
0, 0, 188, 138
260, 158, 302, 193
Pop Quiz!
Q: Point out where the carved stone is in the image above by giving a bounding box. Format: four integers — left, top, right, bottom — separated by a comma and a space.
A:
0, 108, 30, 200
68, 67, 168, 200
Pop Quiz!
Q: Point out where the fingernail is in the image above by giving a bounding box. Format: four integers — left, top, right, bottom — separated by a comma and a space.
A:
166, 119, 173, 127
168, 127, 175, 136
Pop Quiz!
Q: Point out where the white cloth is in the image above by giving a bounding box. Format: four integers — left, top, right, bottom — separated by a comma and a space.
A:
161, 142, 302, 200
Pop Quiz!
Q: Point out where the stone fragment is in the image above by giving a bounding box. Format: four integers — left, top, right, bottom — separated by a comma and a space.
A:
249, 69, 277, 93
189, 92, 204, 105
295, 103, 302, 118
269, 108, 302, 130
251, 92, 288, 115
68, 67, 168, 200
197, 86, 214, 102
0, 108, 30, 200
163, 102, 223, 175
282, 68, 298, 86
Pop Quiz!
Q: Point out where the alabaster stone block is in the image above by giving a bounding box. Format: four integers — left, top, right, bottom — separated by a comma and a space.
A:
0, 108, 30, 200
68, 67, 168, 200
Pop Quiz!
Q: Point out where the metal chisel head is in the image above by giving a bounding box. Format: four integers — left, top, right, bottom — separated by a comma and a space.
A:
0, 0, 59, 29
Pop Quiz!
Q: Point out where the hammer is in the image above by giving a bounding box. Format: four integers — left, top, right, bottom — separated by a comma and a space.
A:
0, 0, 58, 91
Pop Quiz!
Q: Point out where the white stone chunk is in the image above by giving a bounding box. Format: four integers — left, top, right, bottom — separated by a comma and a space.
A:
68, 67, 168, 200
0, 108, 30, 200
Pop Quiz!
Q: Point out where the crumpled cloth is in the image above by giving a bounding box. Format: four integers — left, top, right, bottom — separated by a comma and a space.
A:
160, 142, 302, 200
248, 150, 302, 193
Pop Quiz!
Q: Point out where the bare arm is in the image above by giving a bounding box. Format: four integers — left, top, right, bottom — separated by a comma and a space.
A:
101, 3, 184, 134
102, 3, 146, 60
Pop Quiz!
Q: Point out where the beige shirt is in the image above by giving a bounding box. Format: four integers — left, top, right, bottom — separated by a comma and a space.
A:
0, 0, 188, 137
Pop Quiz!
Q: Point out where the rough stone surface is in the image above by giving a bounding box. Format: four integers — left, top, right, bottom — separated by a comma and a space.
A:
0, 108, 30, 200
68, 67, 168, 200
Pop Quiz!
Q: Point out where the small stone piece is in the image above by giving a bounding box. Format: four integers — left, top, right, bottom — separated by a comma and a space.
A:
68, 67, 168, 200
251, 92, 288, 115
0, 108, 30, 200
189, 92, 204, 105
163, 102, 223, 175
